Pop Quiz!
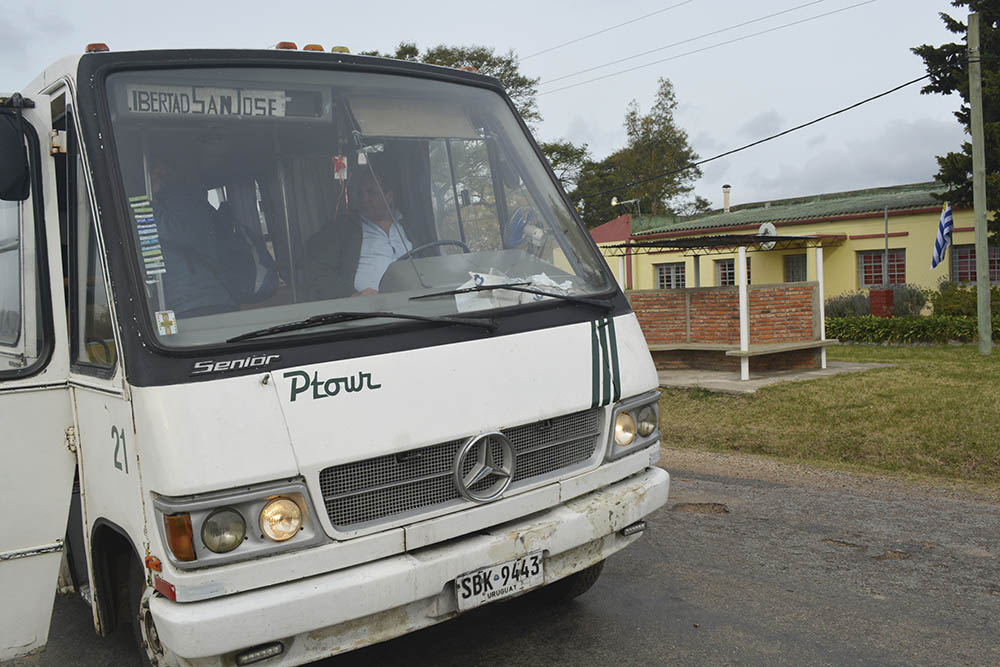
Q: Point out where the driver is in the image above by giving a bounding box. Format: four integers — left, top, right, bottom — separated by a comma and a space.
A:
303, 161, 417, 299
351, 164, 413, 295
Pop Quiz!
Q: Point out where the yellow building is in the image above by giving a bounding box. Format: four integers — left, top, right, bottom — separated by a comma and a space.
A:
593, 182, 997, 298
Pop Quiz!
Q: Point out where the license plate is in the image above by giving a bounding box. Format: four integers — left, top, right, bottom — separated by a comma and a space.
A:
455, 551, 544, 611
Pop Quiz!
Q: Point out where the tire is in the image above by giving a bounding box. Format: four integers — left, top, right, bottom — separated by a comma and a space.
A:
125, 558, 156, 667
532, 559, 605, 604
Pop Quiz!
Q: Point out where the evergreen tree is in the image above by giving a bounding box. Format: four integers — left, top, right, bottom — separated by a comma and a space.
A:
912, 0, 1000, 238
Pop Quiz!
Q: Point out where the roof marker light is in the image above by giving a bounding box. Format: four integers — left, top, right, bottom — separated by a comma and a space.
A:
303, 44, 324, 51
330, 45, 351, 53
275, 41, 298, 50
85, 43, 110, 53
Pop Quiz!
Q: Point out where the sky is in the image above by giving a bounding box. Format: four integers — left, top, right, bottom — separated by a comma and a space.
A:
0, 0, 969, 212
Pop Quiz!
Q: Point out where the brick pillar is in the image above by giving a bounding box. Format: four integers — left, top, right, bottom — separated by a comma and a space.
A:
869, 288, 894, 317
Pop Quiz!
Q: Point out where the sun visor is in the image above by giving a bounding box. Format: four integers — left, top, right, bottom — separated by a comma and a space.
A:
349, 96, 479, 138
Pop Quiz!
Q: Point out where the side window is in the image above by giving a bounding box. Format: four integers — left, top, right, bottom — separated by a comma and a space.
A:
784, 254, 807, 283
0, 200, 21, 346
61, 105, 115, 373
0, 112, 51, 378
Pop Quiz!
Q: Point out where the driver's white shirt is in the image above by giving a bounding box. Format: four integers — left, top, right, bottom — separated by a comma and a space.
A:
353, 214, 413, 293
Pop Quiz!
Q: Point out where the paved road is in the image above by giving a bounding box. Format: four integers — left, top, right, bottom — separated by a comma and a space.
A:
9, 448, 1000, 666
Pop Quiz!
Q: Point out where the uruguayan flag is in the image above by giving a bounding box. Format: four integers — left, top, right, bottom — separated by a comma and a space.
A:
931, 203, 953, 269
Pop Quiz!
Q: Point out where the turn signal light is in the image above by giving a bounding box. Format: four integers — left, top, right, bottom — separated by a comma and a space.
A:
163, 513, 196, 561
275, 41, 297, 50
86, 43, 110, 53
303, 44, 324, 51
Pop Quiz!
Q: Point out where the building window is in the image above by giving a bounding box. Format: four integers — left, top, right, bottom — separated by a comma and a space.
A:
654, 262, 685, 289
784, 254, 807, 282
715, 257, 750, 286
950, 244, 1000, 284
858, 249, 905, 287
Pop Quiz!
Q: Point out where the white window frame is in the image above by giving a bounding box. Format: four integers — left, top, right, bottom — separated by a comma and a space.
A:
950, 244, 1000, 284
857, 249, 905, 288
654, 262, 685, 289
783, 253, 807, 283
715, 257, 749, 286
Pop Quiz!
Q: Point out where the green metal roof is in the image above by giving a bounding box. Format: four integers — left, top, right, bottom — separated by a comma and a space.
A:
633, 181, 945, 236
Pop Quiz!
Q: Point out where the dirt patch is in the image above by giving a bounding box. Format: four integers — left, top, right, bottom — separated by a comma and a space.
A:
671, 502, 730, 514
873, 550, 911, 561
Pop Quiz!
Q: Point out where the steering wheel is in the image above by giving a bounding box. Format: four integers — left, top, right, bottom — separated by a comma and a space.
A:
396, 239, 471, 261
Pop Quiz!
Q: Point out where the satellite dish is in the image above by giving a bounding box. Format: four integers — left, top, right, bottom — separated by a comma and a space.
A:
758, 222, 777, 250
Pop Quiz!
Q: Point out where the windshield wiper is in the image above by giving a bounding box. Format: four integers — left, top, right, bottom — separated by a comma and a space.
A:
410, 282, 613, 311
226, 310, 496, 343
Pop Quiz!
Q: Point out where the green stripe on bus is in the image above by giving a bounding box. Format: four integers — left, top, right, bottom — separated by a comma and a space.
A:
590, 320, 600, 409
598, 319, 611, 407
607, 316, 621, 402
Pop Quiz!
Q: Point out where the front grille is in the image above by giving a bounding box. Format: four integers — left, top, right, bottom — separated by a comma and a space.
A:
318, 409, 602, 532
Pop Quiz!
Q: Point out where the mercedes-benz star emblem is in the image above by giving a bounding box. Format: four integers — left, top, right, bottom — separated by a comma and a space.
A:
454, 432, 515, 503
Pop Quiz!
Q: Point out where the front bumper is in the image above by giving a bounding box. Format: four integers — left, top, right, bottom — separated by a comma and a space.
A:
150, 466, 669, 665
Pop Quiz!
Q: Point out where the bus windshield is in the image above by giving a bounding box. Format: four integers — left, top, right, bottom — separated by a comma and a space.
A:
104, 66, 612, 348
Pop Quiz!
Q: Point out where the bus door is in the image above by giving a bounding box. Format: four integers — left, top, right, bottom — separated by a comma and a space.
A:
0, 94, 75, 661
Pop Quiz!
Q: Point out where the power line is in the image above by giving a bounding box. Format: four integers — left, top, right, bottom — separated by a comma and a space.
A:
542, 0, 827, 87
539, 0, 878, 97
576, 73, 932, 202
520, 0, 698, 61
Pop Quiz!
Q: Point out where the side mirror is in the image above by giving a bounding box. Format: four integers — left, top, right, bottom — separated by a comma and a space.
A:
0, 114, 30, 201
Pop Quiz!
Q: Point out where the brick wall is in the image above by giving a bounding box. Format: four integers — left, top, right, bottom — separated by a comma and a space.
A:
629, 283, 818, 345
629, 291, 688, 346
689, 290, 740, 344
748, 284, 816, 343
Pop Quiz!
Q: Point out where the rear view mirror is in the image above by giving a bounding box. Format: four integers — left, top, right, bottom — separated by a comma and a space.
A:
0, 114, 30, 201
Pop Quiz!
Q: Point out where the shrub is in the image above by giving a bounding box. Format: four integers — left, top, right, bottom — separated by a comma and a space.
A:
891, 283, 927, 316
825, 291, 869, 318
826, 314, 1000, 343
927, 279, 1000, 316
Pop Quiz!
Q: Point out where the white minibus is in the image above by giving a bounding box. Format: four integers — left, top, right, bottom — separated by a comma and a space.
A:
0, 44, 669, 666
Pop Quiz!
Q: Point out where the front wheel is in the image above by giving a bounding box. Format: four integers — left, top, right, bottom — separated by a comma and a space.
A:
126, 559, 160, 666
532, 559, 605, 603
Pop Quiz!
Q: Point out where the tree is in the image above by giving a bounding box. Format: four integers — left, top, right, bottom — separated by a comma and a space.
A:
537, 139, 590, 192
912, 0, 1000, 239
361, 42, 541, 126
569, 78, 709, 228
361, 42, 592, 193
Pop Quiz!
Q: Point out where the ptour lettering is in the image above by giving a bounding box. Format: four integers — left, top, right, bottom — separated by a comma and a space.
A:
284, 370, 382, 402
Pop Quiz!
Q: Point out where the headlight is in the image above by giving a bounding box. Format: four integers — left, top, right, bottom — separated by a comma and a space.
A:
614, 412, 637, 447
201, 508, 246, 554
260, 498, 302, 542
636, 405, 657, 437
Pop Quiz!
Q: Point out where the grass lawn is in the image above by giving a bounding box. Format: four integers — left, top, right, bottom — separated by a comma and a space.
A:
658, 344, 1000, 485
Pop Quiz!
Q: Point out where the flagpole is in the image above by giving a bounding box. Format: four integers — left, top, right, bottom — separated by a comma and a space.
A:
882, 206, 888, 289
969, 12, 992, 354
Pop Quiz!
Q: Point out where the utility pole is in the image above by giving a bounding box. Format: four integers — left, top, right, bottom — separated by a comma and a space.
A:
969, 12, 993, 355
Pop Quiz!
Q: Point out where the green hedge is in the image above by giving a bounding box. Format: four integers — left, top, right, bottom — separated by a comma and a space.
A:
826, 315, 1000, 343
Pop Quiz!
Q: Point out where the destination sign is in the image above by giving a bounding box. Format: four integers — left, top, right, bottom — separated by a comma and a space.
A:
125, 84, 287, 118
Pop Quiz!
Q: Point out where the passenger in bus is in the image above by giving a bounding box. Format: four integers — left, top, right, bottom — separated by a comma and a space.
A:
304, 162, 422, 299
151, 160, 239, 317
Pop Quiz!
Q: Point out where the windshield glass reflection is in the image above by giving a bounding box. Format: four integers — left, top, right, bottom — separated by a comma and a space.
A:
105, 67, 611, 347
